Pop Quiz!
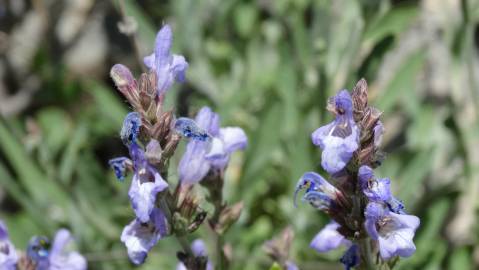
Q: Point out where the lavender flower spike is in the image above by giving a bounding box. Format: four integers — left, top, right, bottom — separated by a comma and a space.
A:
310, 221, 351, 253
311, 90, 359, 174
178, 107, 247, 184
144, 24, 188, 96
365, 202, 420, 260
0, 221, 17, 270
48, 229, 87, 270
121, 208, 168, 265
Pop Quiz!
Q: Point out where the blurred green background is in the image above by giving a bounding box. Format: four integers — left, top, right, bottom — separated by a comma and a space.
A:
0, 0, 478, 269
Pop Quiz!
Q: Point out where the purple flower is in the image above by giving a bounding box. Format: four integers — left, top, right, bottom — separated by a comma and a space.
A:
120, 112, 142, 146
358, 165, 391, 202
310, 221, 350, 253
311, 90, 359, 174
0, 221, 17, 270
340, 244, 360, 270
176, 239, 213, 270
47, 229, 87, 270
285, 261, 299, 270
128, 144, 168, 223
121, 208, 168, 265
108, 157, 131, 181
175, 117, 211, 142
28, 230, 86, 270
365, 202, 419, 260
144, 24, 188, 96
294, 172, 339, 210
178, 107, 247, 184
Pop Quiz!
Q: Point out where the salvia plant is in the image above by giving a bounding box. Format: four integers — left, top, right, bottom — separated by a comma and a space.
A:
293, 79, 420, 269
0, 220, 86, 270
108, 24, 247, 269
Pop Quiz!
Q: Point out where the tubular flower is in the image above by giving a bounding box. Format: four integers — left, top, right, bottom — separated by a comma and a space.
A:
143, 24, 188, 96
178, 106, 247, 184
121, 208, 168, 265
364, 202, 419, 260
310, 221, 351, 253
294, 172, 340, 211
311, 90, 359, 174
128, 143, 168, 223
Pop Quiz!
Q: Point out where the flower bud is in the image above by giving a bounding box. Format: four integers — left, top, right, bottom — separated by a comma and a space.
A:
351, 78, 368, 121
111, 64, 137, 95
213, 202, 244, 234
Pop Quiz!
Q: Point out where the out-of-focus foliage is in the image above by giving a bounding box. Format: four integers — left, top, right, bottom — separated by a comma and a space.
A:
0, 0, 478, 269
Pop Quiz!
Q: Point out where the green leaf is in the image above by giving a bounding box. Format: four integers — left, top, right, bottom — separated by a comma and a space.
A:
376, 49, 426, 113
0, 118, 69, 208
364, 6, 419, 45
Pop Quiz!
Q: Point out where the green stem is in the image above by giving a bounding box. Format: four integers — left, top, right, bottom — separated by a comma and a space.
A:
358, 238, 375, 270
177, 235, 194, 257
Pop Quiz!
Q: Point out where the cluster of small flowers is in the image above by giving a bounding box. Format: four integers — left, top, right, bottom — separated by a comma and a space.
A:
294, 79, 420, 269
108, 25, 247, 269
0, 220, 86, 270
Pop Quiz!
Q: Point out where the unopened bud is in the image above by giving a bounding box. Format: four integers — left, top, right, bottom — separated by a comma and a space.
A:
214, 202, 244, 234
110, 64, 137, 95
352, 78, 368, 121
162, 133, 181, 158
152, 111, 174, 141
147, 70, 157, 97
360, 107, 382, 139
264, 227, 295, 264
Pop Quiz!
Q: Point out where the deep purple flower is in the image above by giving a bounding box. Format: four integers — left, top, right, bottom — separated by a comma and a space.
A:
0, 221, 17, 270
387, 197, 406, 214
294, 172, 339, 210
340, 244, 360, 270
108, 157, 131, 181
311, 90, 359, 174
120, 112, 142, 145
310, 221, 351, 253
144, 24, 188, 96
365, 202, 419, 260
178, 107, 247, 184
176, 239, 213, 270
175, 117, 211, 142
358, 165, 391, 202
121, 208, 168, 265
47, 229, 87, 270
